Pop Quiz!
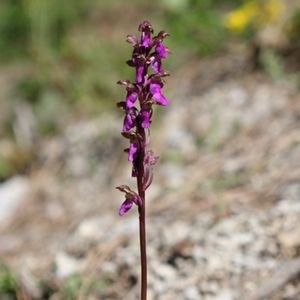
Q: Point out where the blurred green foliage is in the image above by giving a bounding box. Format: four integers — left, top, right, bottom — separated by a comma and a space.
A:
0, 155, 13, 181
0, 0, 91, 59
62, 273, 113, 300
163, 0, 245, 56
0, 1, 237, 111
0, 0, 298, 142
63, 274, 82, 300
0, 262, 18, 298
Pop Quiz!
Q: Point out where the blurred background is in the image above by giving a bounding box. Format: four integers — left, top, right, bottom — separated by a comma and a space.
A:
0, 0, 300, 299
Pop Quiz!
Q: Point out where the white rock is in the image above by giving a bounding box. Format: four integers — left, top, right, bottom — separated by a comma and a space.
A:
0, 176, 30, 225
161, 163, 185, 188
77, 217, 103, 240
184, 286, 200, 300
55, 252, 81, 278
154, 264, 177, 281
147, 289, 155, 300
215, 290, 234, 300
163, 221, 191, 245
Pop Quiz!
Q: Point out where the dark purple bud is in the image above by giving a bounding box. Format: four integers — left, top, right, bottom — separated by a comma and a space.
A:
155, 30, 169, 40
127, 58, 136, 67
117, 101, 126, 110
138, 21, 153, 48
149, 82, 168, 106
138, 20, 154, 33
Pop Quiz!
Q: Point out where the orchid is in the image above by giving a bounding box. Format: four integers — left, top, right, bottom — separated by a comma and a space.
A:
116, 21, 170, 300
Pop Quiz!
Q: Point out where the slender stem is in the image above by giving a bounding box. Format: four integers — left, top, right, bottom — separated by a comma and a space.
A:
138, 200, 147, 300
137, 127, 147, 300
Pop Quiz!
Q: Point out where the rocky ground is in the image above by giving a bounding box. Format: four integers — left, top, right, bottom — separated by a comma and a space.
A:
0, 52, 300, 299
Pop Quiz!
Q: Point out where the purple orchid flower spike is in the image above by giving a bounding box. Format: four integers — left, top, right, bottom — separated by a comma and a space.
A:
116, 21, 170, 300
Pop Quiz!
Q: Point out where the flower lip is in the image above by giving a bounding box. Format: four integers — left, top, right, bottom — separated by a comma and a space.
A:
125, 90, 138, 109
149, 82, 168, 106
150, 55, 162, 73
116, 185, 142, 215
140, 108, 152, 129
123, 107, 138, 132
128, 141, 138, 161
155, 41, 168, 59
136, 65, 145, 83
119, 198, 133, 216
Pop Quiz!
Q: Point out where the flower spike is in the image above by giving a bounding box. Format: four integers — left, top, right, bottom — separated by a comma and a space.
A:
115, 20, 170, 300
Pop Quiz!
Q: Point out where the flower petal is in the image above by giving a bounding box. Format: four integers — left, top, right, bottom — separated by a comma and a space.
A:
128, 142, 138, 161
141, 32, 151, 47
150, 83, 168, 106
151, 57, 161, 73
155, 41, 168, 59
125, 91, 138, 109
126, 35, 138, 46
123, 113, 134, 131
136, 65, 144, 83
119, 198, 133, 216
141, 109, 150, 128
153, 92, 168, 106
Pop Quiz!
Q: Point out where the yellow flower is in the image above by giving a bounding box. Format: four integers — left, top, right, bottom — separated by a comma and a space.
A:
225, 1, 257, 32
225, 10, 250, 32
225, 0, 285, 33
